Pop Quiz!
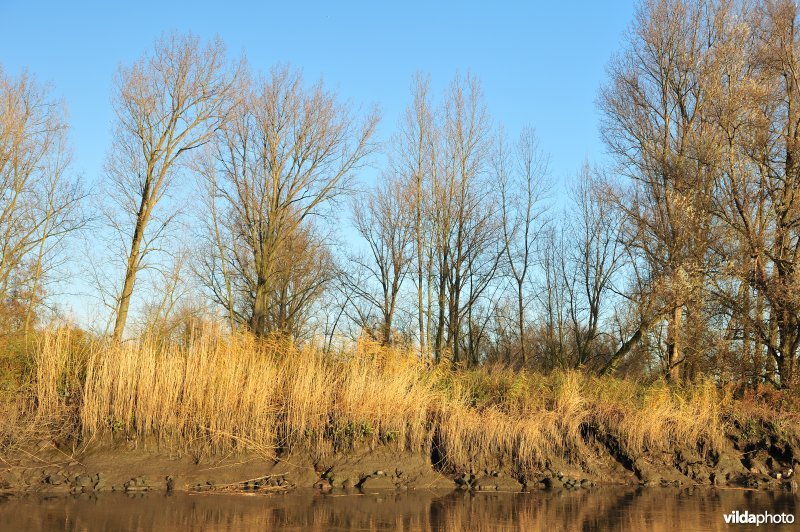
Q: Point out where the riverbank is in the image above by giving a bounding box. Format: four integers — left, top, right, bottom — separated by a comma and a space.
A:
0, 421, 797, 495
1, 329, 799, 495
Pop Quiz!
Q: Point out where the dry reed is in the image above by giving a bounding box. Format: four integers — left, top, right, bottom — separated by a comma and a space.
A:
23, 327, 732, 473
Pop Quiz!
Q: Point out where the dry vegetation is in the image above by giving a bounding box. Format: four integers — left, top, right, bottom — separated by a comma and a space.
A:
4, 327, 792, 476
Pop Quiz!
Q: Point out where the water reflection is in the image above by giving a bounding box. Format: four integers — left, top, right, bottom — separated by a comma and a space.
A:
0, 487, 796, 531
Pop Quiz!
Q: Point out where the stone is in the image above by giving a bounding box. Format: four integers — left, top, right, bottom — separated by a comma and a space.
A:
47, 483, 71, 494
359, 476, 395, 490
76, 475, 93, 488
495, 477, 522, 492
455, 473, 472, 487
313, 480, 331, 491
473, 477, 498, 491
747, 458, 768, 476
331, 476, 353, 489
562, 477, 579, 489
678, 449, 703, 466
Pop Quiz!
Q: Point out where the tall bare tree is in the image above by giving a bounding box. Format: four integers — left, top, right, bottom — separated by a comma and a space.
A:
106, 33, 235, 342
436, 73, 499, 365
394, 73, 437, 356
198, 65, 378, 338
601, 0, 718, 381
709, 0, 800, 388
0, 66, 83, 332
564, 164, 627, 369
347, 174, 414, 345
496, 126, 549, 366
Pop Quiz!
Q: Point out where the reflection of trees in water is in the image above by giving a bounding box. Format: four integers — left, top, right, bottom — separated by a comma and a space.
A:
0, 489, 797, 531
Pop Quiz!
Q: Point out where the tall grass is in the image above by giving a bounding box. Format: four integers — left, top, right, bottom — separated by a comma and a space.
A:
25, 327, 731, 472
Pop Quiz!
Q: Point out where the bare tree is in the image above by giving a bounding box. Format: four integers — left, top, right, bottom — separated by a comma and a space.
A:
600, 0, 718, 381
0, 66, 84, 333
496, 126, 549, 366
433, 73, 501, 365
536, 226, 571, 370
106, 33, 235, 342
394, 73, 437, 356
347, 174, 414, 345
709, 0, 800, 388
564, 164, 627, 370
198, 65, 378, 338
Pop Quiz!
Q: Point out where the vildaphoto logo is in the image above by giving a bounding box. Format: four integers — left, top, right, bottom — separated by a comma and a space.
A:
723, 510, 795, 526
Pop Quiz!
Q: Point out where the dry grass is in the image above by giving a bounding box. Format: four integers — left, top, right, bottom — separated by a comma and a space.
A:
13, 327, 746, 473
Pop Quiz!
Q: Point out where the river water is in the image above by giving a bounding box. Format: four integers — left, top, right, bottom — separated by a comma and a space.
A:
0, 487, 796, 531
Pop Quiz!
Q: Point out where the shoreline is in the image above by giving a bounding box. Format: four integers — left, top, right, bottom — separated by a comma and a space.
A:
1, 424, 797, 497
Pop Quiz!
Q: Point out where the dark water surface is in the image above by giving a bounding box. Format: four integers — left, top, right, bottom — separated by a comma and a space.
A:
0, 487, 796, 531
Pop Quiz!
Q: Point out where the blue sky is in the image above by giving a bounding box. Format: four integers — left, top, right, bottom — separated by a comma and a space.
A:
0, 0, 636, 326
1, 0, 635, 192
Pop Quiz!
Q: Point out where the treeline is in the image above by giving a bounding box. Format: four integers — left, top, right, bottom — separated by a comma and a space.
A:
2, 0, 800, 390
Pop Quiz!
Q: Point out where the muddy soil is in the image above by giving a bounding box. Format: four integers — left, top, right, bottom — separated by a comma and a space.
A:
1, 420, 798, 496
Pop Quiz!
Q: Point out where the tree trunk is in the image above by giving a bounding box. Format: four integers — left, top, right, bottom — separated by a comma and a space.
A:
434, 270, 446, 361
517, 279, 526, 366
112, 217, 147, 342
249, 280, 270, 337
382, 310, 392, 346
666, 305, 683, 382
753, 289, 764, 385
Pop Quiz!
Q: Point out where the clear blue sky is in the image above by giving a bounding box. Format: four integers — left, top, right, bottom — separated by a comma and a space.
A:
0, 0, 636, 326
1, 0, 635, 192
